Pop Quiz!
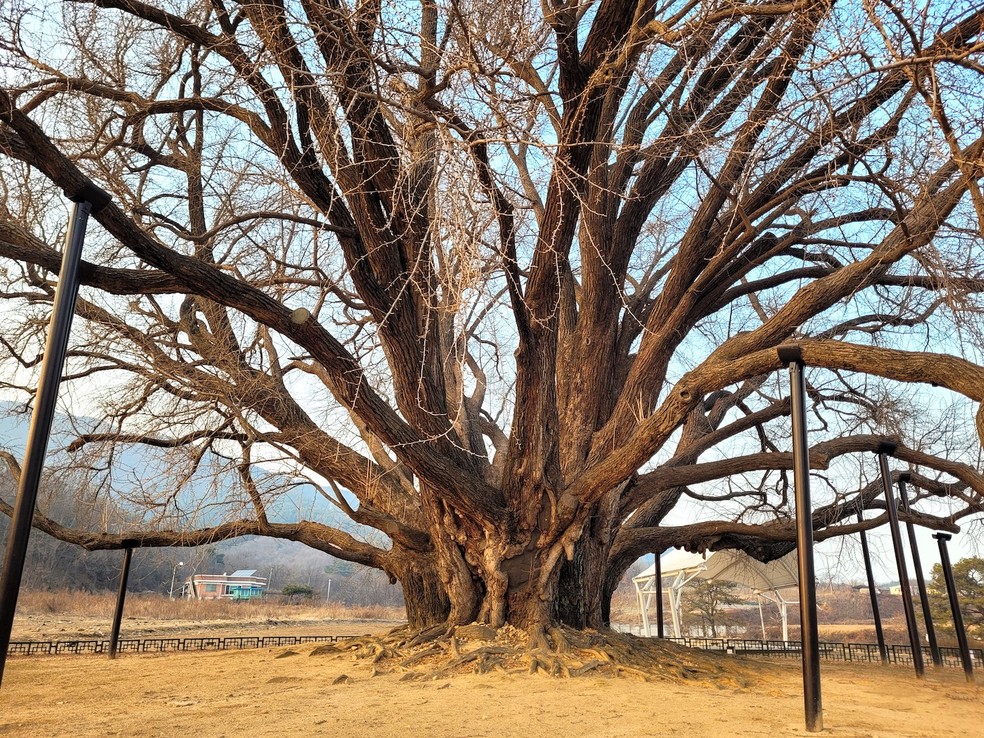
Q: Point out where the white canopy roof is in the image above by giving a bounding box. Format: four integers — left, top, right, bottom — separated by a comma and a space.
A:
633, 548, 798, 593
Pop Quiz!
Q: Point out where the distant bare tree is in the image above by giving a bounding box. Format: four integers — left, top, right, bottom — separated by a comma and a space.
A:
682, 580, 744, 637
0, 453, 175, 590
1, 1, 984, 643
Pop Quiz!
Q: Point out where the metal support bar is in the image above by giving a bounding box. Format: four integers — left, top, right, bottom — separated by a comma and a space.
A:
0, 186, 109, 689
877, 445, 924, 678
638, 584, 651, 637
654, 551, 664, 638
933, 533, 974, 682
669, 572, 684, 638
109, 544, 134, 659
778, 345, 822, 733
857, 510, 888, 664
897, 474, 940, 666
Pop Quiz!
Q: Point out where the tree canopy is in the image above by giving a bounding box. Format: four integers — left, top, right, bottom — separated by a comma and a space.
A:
1, 0, 983, 635
929, 556, 984, 639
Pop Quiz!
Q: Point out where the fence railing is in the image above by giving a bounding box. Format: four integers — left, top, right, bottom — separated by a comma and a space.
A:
6, 633, 344, 657
10, 631, 983, 670
660, 635, 984, 669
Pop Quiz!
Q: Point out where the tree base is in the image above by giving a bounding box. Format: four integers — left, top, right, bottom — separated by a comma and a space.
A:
310, 624, 758, 685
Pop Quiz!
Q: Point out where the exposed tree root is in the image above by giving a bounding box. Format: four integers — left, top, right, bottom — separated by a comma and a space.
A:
308, 624, 760, 687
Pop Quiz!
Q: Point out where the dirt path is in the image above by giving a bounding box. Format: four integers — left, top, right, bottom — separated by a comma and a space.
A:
1, 640, 979, 737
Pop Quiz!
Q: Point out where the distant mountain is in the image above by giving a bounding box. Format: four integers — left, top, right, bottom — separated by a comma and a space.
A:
0, 400, 372, 535
0, 401, 396, 602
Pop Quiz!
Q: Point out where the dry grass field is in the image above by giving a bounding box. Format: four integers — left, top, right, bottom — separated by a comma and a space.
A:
8, 590, 403, 641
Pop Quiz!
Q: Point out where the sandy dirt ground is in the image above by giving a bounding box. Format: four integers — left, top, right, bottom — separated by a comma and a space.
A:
1, 634, 980, 738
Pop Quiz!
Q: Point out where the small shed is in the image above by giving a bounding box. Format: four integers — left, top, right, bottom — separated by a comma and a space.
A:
632, 548, 799, 640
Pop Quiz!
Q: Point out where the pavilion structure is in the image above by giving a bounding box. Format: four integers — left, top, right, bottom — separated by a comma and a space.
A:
632, 548, 799, 640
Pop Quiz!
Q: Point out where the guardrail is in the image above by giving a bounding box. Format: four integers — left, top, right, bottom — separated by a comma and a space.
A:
6, 634, 345, 657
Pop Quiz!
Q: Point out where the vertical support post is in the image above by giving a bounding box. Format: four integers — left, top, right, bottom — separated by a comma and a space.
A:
0, 186, 110, 690
669, 573, 683, 638
857, 510, 888, 663
877, 444, 924, 677
897, 474, 941, 666
654, 551, 664, 638
109, 544, 135, 659
638, 584, 651, 637
933, 533, 973, 682
777, 345, 822, 733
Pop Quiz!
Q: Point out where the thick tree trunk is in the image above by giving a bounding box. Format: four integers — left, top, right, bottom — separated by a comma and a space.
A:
395, 558, 451, 630
395, 543, 568, 632
394, 519, 616, 634
602, 547, 641, 628
555, 534, 608, 629
392, 487, 627, 634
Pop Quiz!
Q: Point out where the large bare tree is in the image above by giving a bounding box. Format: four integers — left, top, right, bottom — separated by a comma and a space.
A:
2, 0, 984, 639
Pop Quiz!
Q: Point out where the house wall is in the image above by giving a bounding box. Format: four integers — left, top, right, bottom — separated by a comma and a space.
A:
183, 575, 268, 600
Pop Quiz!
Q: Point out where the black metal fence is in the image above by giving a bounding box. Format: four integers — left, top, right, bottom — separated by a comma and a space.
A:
6, 634, 344, 657
663, 636, 984, 669
9, 632, 983, 671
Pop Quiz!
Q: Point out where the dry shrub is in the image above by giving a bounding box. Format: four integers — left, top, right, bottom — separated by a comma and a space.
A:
15, 589, 405, 623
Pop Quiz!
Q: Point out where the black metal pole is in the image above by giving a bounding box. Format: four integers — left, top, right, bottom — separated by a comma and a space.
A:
655, 551, 664, 639
877, 444, 924, 677
0, 185, 109, 689
857, 510, 888, 664
898, 474, 941, 666
933, 533, 974, 682
778, 345, 822, 733
108, 545, 134, 659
